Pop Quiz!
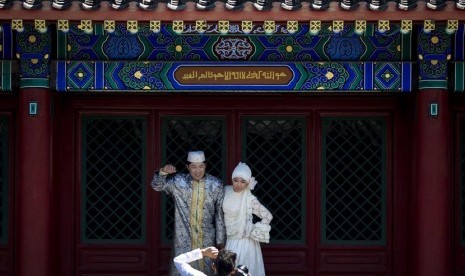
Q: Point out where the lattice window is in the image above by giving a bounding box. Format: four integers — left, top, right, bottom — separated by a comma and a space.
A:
322, 118, 386, 245
162, 118, 226, 241
0, 119, 8, 244
243, 118, 306, 242
81, 117, 146, 243
460, 119, 465, 245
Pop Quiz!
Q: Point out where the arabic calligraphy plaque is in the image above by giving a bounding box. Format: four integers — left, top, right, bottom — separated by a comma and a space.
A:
175, 66, 293, 85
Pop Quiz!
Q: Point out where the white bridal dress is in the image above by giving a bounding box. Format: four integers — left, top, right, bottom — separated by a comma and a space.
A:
222, 185, 273, 276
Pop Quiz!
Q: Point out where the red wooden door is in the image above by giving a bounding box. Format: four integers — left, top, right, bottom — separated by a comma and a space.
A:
55, 94, 410, 276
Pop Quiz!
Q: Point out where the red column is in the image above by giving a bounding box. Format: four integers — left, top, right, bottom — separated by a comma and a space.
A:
16, 88, 52, 276
414, 88, 451, 276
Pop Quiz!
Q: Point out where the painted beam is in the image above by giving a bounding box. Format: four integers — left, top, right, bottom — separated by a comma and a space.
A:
55, 61, 413, 92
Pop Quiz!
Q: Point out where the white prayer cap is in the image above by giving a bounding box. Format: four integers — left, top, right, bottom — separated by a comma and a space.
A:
232, 162, 252, 182
187, 151, 206, 163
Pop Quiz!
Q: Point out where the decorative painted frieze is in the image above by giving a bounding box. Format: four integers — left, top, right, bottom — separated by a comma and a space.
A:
55, 61, 413, 92
58, 22, 407, 62
0, 20, 461, 92
417, 24, 452, 90
0, 23, 13, 60
15, 23, 51, 88
0, 23, 13, 92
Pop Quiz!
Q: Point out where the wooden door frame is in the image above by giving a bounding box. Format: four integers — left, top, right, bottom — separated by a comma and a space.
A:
54, 93, 411, 276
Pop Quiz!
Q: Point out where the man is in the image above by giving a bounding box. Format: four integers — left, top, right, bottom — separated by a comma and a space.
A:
151, 151, 226, 276
174, 247, 236, 276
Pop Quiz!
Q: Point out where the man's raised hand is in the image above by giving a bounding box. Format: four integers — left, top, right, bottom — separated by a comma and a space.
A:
161, 164, 177, 174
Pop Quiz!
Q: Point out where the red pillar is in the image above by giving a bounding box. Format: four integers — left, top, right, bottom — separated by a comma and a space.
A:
16, 88, 52, 276
414, 88, 451, 276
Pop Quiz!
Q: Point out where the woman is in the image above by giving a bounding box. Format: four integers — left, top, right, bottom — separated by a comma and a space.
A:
174, 247, 236, 276
223, 162, 273, 276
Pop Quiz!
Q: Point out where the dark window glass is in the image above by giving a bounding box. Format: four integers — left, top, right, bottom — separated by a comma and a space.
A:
322, 118, 387, 245
82, 117, 146, 243
244, 118, 306, 243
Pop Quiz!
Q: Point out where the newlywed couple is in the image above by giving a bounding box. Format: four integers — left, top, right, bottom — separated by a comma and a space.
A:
151, 150, 273, 276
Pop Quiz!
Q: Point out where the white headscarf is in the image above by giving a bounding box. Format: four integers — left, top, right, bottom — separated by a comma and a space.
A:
231, 162, 257, 190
